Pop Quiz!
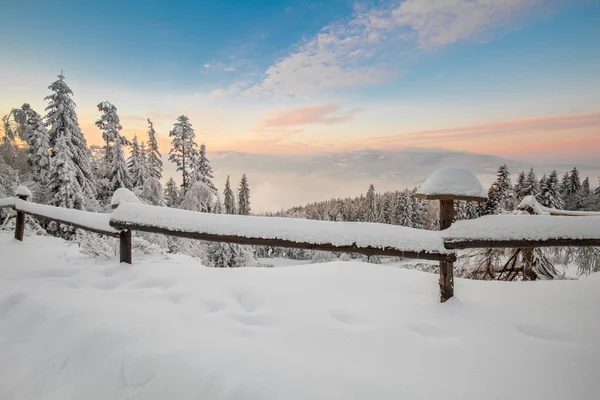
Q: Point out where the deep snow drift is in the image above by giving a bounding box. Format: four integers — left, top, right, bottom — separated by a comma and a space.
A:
0, 232, 599, 400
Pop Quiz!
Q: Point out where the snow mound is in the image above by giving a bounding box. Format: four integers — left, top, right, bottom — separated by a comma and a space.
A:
111, 203, 451, 256
15, 185, 32, 198
0, 232, 599, 399
416, 167, 487, 200
111, 188, 141, 207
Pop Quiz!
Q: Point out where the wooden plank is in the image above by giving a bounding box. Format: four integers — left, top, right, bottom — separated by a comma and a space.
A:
15, 210, 25, 241
413, 193, 487, 202
119, 230, 132, 264
110, 220, 456, 262
444, 238, 600, 250
439, 199, 455, 303
21, 210, 120, 237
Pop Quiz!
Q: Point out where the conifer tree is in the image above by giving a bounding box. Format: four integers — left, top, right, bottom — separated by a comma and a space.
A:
238, 174, 251, 215
559, 171, 570, 195
169, 115, 197, 192
484, 164, 513, 214
514, 171, 526, 200
398, 189, 415, 227
141, 177, 164, 206
523, 168, 539, 198
44, 73, 96, 202
48, 134, 85, 210
223, 175, 236, 214
365, 184, 377, 222
95, 101, 127, 160
128, 136, 147, 189
164, 177, 179, 207
568, 167, 581, 195
146, 118, 163, 180
581, 177, 591, 197
538, 170, 563, 209
139, 142, 150, 183
109, 137, 131, 190
23, 106, 51, 190
192, 143, 217, 195
213, 193, 224, 215
380, 193, 392, 224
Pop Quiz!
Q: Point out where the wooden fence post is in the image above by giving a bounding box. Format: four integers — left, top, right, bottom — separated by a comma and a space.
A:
14, 194, 29, 241
439, 199, 454, 302
119, 229, 132, 264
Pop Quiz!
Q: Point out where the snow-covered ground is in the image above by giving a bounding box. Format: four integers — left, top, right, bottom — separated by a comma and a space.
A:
1, 232, 599, 400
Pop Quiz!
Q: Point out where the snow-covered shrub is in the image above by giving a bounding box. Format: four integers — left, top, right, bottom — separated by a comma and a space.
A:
310, 251, 337, 264
340, 253, 351, 261
140, 177, 164, 206
202, 242, 258, 268
180, 181, 213, 213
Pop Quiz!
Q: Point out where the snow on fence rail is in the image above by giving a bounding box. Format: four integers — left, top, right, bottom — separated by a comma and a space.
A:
109, 202, 454, 261
0, 197, 15, 208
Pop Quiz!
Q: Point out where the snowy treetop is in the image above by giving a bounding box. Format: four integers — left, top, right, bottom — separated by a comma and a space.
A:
111, 203, 451, 255
444, 214, 600, 243
415, 167, 487, 201
15, 186, 33, 198
111, 188, 141, 207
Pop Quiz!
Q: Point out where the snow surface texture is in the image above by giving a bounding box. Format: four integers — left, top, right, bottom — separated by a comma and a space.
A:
0, 197, 15, 208
416, 167, 487, 198
444, 214, 600, 242
0, 232, 599, 400
15, 186, 33, 198
14, 198, 118, 235
111, 188, 141, 207
111, 203, 451, 255
519, 195, 600, 216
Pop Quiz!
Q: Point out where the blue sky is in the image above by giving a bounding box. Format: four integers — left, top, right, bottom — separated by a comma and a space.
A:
1, 0, 599, 164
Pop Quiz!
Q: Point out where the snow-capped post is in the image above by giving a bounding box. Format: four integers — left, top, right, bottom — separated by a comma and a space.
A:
414, 168, 487, 303
14, 186, 33, 241
110, 188, 141, 264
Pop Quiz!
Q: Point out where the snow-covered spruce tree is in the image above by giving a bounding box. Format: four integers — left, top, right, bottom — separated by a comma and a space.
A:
128, 136, 147, 189
581, 177, 591, 197
574, 247, 600, 276
538, 170, 563, 209
191, 143, 217, 195
146, 118, 163, 180
484, 164, 513, 215
213, 193, 223, 214
238, 173, 250, 215
140, 177, 164, 206
559, 171, 570, 196
169, 115, 197, 192
398, 189, 416, 228
23, 106, 51, 200
514, 171, 526, 200
180, 181, 213, 213
48, 134, 85, 211
563, 167, 583, 210
164, 176, 179, 207
523, 168, 539, 198
365, 184, 377, 222
44, 73, 96, 203
95, 101, 127, 161
380, 192, 392, 224
109, 137, 131, 191
223, 175, 236, 214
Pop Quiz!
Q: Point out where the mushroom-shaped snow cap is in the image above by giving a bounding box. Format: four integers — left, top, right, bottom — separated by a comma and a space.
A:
414, 167, 487, 202
110, 188, 141, 209
15, 185, 33, 199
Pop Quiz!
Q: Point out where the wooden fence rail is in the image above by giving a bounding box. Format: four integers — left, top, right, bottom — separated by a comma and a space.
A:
2, 190, 600, 303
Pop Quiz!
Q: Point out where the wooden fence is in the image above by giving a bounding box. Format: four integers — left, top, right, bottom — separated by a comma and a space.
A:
2, 191, 599, 303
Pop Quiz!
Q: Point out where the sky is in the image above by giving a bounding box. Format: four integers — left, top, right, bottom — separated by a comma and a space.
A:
1, 1, 599, 172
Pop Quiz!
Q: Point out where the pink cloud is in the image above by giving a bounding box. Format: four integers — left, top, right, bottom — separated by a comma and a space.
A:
256, 103, 361, 128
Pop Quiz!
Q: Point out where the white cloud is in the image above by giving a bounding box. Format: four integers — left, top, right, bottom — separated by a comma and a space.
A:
245, 0, 548, 98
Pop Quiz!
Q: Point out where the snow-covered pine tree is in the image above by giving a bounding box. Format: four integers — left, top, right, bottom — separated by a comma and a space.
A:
398, 189, 415, 227
48, 133, 85, 210
146, 118, 163, 180
128, 136, 146, 189
95, 101, 126, 161
238, 174, 251, 215
538, 170, 563, 209
23, 106, 51, 196
581, 177, 591, 197
568, 167, 581, 195
514, 171, 526, 200
180, 181, 213, 213
484, 164, 513, 214
139, 142, 150, 183
169, 115, 197, 192
44, 73, 96, 203
164, 177, 179, 207
380, 192, 392, 224
559, 171, 570, 196
192, 143, 217, 195
365, 184, 377, 222
213, 193, 224, 215
140, 177, 164, 206
223, 175, 236, 214
109, 137, 131, 191
523, 168, 539, 198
